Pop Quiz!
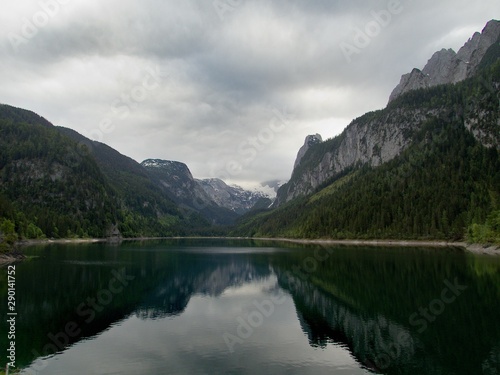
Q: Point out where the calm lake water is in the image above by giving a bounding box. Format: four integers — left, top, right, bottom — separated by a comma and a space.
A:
1, 239, 500, 374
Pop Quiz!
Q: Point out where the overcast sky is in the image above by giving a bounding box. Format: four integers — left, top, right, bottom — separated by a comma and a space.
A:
0, 0, 498, 189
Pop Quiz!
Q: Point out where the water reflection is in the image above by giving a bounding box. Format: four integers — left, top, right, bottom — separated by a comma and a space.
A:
0, 240, 498, 374
271, 245, 500, 374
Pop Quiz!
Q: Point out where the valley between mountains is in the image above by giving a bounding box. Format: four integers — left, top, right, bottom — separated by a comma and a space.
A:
1, 20, 499, 249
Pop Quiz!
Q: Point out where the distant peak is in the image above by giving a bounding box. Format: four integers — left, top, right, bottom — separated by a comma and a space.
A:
389, 19, 500, 103
305, 134, 323, 145
294, 134, 323, 170
202, 177, 226, 185
485, 19, 500, 30
141, 159, 187, 169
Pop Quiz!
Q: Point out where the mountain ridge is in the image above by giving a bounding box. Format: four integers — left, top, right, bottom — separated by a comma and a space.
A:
197, 178, 271, 215
1, 20, 499, 245
237, 24, 500, 243
274, 20, 500, 207
140, 159, 240, 225
389, 19, 500, 102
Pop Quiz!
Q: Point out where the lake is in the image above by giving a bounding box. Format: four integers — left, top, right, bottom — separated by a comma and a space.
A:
1, 239, 499, 374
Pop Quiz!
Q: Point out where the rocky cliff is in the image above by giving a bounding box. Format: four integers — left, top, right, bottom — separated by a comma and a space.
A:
274, 20, 500, 207
142, 160, 270, 221
294, 134, 323, 169
197, 178, 270, 215
141, 159, 241, 225
389, 19, 500, 102
142, 159, 212, 208
275, 107, 435, 205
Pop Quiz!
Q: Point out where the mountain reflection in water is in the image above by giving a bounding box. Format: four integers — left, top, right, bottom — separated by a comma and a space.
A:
1, 239, 498, 375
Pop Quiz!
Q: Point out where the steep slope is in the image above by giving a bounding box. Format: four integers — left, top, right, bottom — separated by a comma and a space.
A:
389, 19, 500, 102
275, 106, 436, 206
275, 21, 500, 207
294, 134, 322, 169
197, 178, 270, 215
0, 105, 210, 240
0, 105, 117, 238
141, 159, 239, 225
235, 60, 500, 242
56, 129, 187, 236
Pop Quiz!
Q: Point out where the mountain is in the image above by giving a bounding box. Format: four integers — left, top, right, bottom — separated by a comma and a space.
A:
56, 129, 186, 237
197, 178, 271, 215
274, 106, 436, 206
141, 159, 239, 225
236, 22, 500, 243
141, 159, 210, 206
2, 20, 499, 244
294, 134, 323, 169
0, 105, 117, 239
0, 104, 274, 243
0, 105, 225, 241
274, 20, 500, 207
389, 20, 500, 102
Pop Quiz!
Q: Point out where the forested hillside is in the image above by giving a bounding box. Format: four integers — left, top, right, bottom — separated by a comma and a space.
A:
0, 108, 117, 242
0, 106, 204, 246
140, 160, 239, 226
233, 62, 500, 243
1, 44, 498, 246
56, 128, 190, 237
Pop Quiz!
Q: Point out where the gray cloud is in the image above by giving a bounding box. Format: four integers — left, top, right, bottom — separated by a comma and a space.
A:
0, 0, 498, 189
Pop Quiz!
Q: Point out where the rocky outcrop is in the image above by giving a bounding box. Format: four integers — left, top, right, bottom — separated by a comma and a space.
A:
142, 160, 270, 221
277, 86, 499, 206
294, 134, 323, 169
197, 178, 270, 215
389, 68, 429, 101
274, 20, 500, 207
141, 159, 212, 208
275, 107, 436, 205
389, 20, 500, 102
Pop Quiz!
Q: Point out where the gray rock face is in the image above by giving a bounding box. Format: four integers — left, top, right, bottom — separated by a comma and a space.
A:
141, 159, 212, 207
389, 68, 428, 101
197, 178, 269, 215
274, 20, 500, 207
294, 134, 323, 169
278, 87, 499, 206
422, 48, 463, 85
275, 108, 434, 205
389, 20, 500, 102
142, 159, 271, 217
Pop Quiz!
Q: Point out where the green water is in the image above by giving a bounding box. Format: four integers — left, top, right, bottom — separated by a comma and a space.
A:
0, 239, 499, 374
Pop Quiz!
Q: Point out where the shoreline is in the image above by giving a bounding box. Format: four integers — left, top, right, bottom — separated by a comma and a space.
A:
249, 237, 500, 256
6, 236, 500, 256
